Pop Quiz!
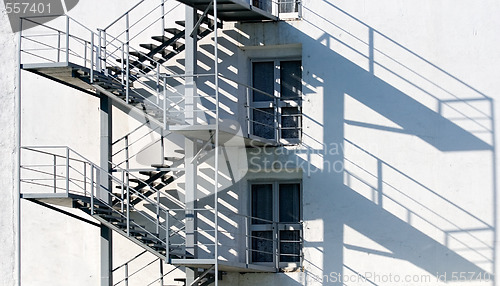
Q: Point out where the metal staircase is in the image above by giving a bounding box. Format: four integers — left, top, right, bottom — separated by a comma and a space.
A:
18, 0, 289, 285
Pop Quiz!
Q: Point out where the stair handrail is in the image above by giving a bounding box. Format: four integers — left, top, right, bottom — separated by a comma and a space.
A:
20, 15, 97, 80
103, 0, 149, 31
21, 146, 303, 265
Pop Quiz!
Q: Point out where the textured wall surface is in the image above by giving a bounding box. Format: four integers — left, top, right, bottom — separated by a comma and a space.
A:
0, 1, 17, 284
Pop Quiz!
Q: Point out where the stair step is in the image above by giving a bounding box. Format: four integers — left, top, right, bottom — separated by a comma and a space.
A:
175, 20, 185, 27
165, 156, 183, 161
139, 43, 159, 51
140, 236, 162, 244
164, 28, 184, 36
99, 214, 127, 221
139, 170, 157, 176
150, 163, 171, 168
161, 50, 178, 60
130, 228, 158, 236
93, 208, 114, 214
114, 222, 145, 230
151, 35, 171, 43
129, 51, 147, 58
171, 42, 185, 51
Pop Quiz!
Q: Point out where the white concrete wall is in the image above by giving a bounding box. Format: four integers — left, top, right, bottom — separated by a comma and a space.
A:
216, 0, 500, 285
0, 2, 18, 285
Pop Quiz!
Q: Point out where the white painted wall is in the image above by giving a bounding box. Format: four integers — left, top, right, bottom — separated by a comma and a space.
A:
0, 3, 18, 285
217, 0, 500, 285
1, 0, 500, 285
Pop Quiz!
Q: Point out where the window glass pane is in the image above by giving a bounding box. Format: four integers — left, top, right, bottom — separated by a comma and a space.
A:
280, 230, 300, 262
253, 108, 275, 139
281, 107, 301, 139
252, 231, 273, 262
253, 0, 272, 12
279, 0, 298, 13
253, 61, 274, 102
279, 183, 300, 222
280, 60, 302, 99
252, 184, 273, 224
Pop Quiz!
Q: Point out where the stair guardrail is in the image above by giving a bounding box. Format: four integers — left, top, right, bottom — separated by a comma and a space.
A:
20, 146, 302, 267
20, 15, 97, 82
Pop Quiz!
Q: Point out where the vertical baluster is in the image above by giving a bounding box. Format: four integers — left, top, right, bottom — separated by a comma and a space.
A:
65, 16, 70, 64
83, 162, 87, 196
90, 165, 94, 215
165, 211, 169, 260
97, 30, 102, 71
121, 170, 125, 212
125, 14, 130, 103
84, 41, 87, 68
124, 263, 128, 286
156, 186, 160, 234
163, 77, 167, 130
121, 43, 125, 85
103, 31, 107, 76
274, 221, 278, 270
57, 31, 61, 62
90, 32, 94, 83
53, 155, 57, 193
245, 216, 249, 265
126, 182, 130, 237
65, 148, 70, 195
157, 64, 160, 105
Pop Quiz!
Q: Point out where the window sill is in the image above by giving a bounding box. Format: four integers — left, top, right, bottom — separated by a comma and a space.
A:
279, 12, 301, 20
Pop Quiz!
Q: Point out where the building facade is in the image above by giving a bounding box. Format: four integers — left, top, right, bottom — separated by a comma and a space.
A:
1, 0, 499, 285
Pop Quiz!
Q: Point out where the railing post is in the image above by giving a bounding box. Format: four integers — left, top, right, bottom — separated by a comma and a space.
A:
161, 0, 165, 37
125, 14, 130, 103
125, 135, 129, 170
103, 31, 108, 76
163, 76, 167, 130
121, 170, 125, 212
57, 31, 61, 62
124, 263, 129, 286
274, 96, 279, 141
246, 88, 251, 137
126, 183, 130, 237
90, 165, 94, 214
65, 147, 70, 195
65, 16, 70, 64
245, 216, 249, 265
97, 29, 102, 71
156, 187, 160, 234
84, 41, 87, 68
157, 64, 160, 104
83, 162, 87, 196
159, 260, 164, 285
165, 210, 169, 260
53, 155, 57, 193
121, 43, 125, 85
274, 221, 278, 270
90, 32, 94, 83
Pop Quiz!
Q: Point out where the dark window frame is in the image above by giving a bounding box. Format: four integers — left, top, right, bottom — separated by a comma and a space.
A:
250, 59, 302, 144
249, 181, 303, 267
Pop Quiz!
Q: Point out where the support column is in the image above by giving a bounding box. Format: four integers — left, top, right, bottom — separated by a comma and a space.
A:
100, 95, 113, 286
184, 6, 199, 286
185, 5, 198, 124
